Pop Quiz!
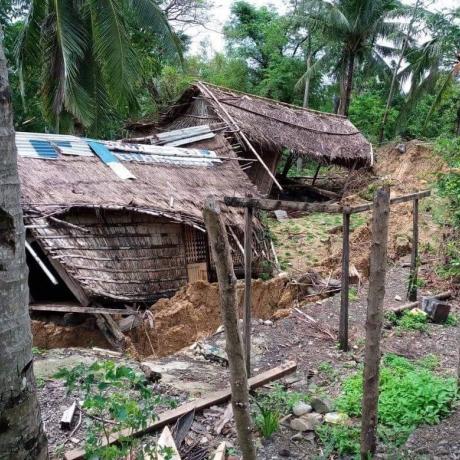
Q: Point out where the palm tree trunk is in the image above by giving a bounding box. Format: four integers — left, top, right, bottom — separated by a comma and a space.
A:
303, 37, 312, 109
337, 53, 348, 115
379, 0, 421, 143
339, 51, 355, 117
0, 33, 48, 459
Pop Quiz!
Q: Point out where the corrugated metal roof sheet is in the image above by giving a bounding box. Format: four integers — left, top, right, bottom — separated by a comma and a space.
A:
15, 132, 93, 158
15, 132, 221, 167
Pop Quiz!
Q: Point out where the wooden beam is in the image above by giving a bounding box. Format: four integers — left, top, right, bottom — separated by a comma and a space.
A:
391, 291, 452, 314
360, 186, 390, 458
61, 402, 77, 430
29, 304, 137, 316
197, 81, 283, 191
339, 211, 351, 351
224, 196, 341, 213
408, 198, 419, 301
225, 191, 431, 214
243, 206, 253, 377
64, 361, 297, 460
347, 190, 431, 214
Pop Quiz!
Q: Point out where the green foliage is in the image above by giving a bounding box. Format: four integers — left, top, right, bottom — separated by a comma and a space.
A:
445, 313, 459, 326
349, 92, 398, 142
254, 404, 279, 439
348, 287, 359, 301
397, 310, 428, 332
320, 354, 457, 456
55, 360, 175, 458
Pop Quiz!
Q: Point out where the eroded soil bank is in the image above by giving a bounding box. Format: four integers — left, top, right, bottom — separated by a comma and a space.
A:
32, 276, 298, 358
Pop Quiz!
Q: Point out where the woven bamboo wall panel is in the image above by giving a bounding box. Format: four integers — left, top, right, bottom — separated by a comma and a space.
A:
29, 209, 189, 303
184, 226, 207, 263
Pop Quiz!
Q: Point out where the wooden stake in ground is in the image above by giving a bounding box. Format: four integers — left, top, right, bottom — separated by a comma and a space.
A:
408, 198, 419, 301
243, 205, 253, 377
203, 197, 256, 460
339, 210, 351, 351
360, 186, 390, 459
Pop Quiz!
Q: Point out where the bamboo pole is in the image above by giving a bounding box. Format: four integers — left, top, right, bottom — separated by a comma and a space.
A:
360, 186, 390, 459
339, 211, 350, 351
408, 198, 419, 301
203, 197, 256, 460
197, 81, 283, 191
243, 206, 253, 377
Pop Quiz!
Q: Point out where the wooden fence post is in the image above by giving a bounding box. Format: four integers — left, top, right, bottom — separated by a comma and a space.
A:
360, 186, 390, 459
408, 198, 419, 301
243, 206, 253, 377
339, 210, 351, 351
203, 198, 256, 460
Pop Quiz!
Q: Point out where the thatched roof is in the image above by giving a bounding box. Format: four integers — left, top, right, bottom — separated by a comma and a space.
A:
18, 133, 258, 230
157, 82, 372, 169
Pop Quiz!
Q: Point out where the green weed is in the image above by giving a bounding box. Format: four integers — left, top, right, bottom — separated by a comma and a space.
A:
348, 287, 359, 301
445, 313, 459, 326
319, 354, 457, 457
397, 310, 428, 332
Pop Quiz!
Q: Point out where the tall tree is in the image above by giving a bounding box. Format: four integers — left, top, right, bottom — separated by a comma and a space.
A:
16, 0, 181, 133
0, 29, 48, 459
307, 0, 402, 116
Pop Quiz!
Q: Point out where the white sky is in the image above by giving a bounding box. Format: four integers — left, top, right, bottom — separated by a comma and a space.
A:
186, 0, 458, 55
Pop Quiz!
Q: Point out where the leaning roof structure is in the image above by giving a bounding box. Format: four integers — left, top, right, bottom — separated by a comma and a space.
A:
157, 82, 373, 169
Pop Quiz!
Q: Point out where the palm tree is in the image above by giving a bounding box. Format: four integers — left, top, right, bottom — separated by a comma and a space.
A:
306, 0, 403, 116
0, 31, 48, 459
16, 0, 180, 133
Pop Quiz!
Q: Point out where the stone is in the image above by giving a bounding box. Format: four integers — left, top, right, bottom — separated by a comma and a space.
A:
324, 412, 349, 425
264, 320, 274, 326
279, 449, 291, 457
394, 295, 402, 301
292, 402, 312, 416
290, 418, 311, 432
311, 397, 333, 414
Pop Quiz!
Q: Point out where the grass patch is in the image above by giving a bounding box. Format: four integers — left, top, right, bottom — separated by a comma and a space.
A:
385, 309, 428, 332
319, 354, 457, 457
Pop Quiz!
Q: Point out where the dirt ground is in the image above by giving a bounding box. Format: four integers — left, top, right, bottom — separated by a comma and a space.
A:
33, 141, 460, 458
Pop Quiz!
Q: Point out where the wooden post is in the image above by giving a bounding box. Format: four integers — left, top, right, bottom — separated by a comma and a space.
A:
243, 206, 253, 377
408, 198, 419, 301
360, 186, 390, 459
339, 210, 351, 351
311, 163, 321, 186
203, 198, 256, 460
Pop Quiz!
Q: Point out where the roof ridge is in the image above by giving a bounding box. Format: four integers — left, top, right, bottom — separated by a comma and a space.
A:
196, 80, 348, 120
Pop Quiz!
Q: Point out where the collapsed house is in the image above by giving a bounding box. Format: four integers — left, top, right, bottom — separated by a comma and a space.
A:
128, 82, 373, 195
16, 130, 264, 309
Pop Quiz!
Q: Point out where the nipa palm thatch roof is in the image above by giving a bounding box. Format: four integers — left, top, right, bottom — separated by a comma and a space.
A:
157, 82, 373, 170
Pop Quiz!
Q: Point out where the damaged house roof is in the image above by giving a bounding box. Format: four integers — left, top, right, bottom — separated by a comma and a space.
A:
129, 82, 372, 195
17, 130, 260, 304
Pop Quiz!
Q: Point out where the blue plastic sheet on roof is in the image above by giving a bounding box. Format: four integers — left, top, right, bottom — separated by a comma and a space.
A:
30, 140, 58, 159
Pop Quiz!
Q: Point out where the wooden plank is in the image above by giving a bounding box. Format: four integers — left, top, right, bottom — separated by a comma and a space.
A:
156, 427, 181, 460
61, 402, 77, 430
30, 304, 138, 316
224, 196, 341, 213
64, 361, 297, 460
213, 442, 227, 460
243, 206, 253, 377
339, 211, 351, 351
408, 198, 419, 301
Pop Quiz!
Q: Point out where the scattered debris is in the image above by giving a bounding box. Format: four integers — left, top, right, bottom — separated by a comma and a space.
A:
61, 402, 77, 430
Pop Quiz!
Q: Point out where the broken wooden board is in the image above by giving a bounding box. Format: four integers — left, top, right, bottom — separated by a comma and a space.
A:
64, 360, 297, 460
61, 401, 77, 430
213, 441, 226, 460
156, 426, 181, 460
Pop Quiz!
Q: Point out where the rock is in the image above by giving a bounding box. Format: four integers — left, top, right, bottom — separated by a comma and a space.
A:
290, 418, 311, 432
279, 448, 291, 457
311, 397, 333, 414
394, 295, 402, 301
324, 412, 349, 425
280, 414, 292, 426
264, 320, 274, 326
292, 402, 312, 416
394, 234, 411, 257
290, 413, 323, 432
272, 308, 291, 320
